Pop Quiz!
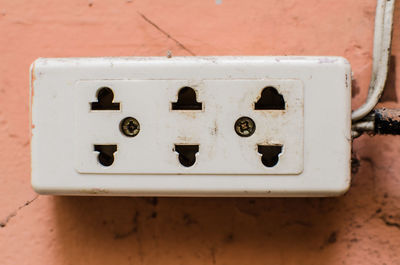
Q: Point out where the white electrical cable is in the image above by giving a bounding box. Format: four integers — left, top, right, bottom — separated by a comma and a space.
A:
367, 0, 386, 99
352, 0, 396, 122
352, 120, 375, 131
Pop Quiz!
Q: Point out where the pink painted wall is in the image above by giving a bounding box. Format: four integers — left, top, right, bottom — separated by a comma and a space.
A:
1, 0, 400, 264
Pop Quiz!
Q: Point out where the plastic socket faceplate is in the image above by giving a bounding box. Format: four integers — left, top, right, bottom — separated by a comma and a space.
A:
31, 56, 351, 197
76, 79, 303, 174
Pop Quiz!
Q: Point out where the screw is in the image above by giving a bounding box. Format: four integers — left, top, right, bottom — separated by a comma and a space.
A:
120, 117, 140, 137
234, 116, 256, 137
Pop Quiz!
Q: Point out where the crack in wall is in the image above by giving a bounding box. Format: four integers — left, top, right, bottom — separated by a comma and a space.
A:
0, 195, 39, 228
138, 12, 196, 56
380, 214, 400, 230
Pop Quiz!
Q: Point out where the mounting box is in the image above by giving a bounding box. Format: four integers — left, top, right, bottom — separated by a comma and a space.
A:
30, 56, 351, 197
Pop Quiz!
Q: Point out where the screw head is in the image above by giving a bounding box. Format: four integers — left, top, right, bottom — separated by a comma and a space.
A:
120, 117, 140, 137
234, 116, 256, 137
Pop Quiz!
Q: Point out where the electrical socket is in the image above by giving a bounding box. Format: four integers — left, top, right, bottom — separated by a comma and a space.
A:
76, 79, 302, 174
30, 56, 351, 196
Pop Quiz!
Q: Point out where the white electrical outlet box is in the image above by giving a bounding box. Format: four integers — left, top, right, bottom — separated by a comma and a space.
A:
30, 56, 351, 197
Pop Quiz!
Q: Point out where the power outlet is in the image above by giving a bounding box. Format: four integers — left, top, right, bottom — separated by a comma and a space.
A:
30, 56, 351, 196
76, 79, 303, 174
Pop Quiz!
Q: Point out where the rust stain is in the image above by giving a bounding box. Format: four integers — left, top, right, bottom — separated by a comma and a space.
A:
374, 108, 400, 135
180, 111, 198, 119
211, 121, 218, 136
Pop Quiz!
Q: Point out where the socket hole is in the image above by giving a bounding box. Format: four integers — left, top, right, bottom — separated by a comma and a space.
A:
94, 144, 117, 166
254, 87, 285, 110
171, 87, 202, 110
174, 144, 199, 167
257, 145, 283, 167
91, 87, 120, 111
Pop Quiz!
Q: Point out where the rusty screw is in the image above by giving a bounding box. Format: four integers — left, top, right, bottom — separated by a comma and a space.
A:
234, 116, 256, 137
120, 117, 140, 137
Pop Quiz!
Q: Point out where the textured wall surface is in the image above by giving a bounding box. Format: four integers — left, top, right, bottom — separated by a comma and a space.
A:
1, 0, 400, 264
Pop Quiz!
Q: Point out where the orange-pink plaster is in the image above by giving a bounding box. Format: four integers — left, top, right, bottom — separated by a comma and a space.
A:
1, 0, 400, 264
